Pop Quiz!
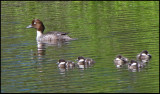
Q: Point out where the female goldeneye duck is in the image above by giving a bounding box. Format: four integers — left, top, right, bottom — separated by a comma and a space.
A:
114, 55, 128, 67
26, 19, 75, 42
136, 50, 151, 63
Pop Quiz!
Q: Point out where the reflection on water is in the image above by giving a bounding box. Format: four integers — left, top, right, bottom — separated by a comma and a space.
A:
1, 1, 159, 93
30, 39, 96, 75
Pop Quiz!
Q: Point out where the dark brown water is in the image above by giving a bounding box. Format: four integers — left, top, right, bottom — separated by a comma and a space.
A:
1, 1, 159, 93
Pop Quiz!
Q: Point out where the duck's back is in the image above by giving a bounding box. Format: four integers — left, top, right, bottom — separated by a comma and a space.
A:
39, 31, 72, 41
45, 31, 69, 35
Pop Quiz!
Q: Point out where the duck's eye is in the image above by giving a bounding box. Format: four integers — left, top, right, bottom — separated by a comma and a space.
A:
34, 22, 36, 24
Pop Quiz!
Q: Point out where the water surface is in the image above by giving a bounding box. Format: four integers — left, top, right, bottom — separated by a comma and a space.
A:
1, 1, 159, 93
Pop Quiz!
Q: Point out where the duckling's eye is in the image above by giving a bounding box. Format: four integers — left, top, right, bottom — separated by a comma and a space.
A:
34, 22, 36, 24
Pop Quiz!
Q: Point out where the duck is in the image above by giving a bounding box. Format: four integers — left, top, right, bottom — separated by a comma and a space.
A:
128, 59, 147, 69
136, 50, 151, 63
76, 56, 95, 68
76, 56, 86, 68
128, 60, 139, 70
114, 55, 128, 68
85, 58, 95, 66
66, 61, 75, 68
57, 59, 66, 68
26, 19, 75, 42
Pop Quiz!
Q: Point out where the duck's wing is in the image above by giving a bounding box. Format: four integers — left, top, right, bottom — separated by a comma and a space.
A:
45, 31, 69, 35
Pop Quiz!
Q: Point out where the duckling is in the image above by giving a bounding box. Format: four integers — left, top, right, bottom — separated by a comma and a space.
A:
57, 59, 66, 68
76, 56, 95, 68
114, 55, 128, 68
137, 50, 151, 63
128, 60, 139, 70
66, 61, 75, 69
76, 56, 86, 69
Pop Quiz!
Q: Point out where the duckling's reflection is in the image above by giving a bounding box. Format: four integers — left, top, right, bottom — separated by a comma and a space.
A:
58, 67, 66, 74
58, 67, 76, 74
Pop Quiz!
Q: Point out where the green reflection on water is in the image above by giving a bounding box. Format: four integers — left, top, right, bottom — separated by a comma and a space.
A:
1, 1, 159, 93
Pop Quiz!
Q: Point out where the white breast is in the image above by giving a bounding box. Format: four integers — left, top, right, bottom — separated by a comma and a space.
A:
36, 31, 43, 40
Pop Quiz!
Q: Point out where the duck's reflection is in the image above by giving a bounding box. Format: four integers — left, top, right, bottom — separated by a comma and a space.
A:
30, 40, 73, 74
30, 39, 96, 75
36, 40, 71, 56
37, 42, 47, 56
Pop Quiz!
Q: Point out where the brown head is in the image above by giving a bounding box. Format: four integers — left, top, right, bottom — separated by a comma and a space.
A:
26, 19, 45, 33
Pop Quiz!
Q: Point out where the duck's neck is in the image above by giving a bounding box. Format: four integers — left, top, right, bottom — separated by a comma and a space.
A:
36, 30, 43, 40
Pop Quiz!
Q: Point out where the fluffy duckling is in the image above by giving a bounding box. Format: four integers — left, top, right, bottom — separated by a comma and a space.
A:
76, 56, 95, 68
66, 61, 75, 69
57, 59, 66, 68
137, 50, 151, 63
114, 55, 128, 68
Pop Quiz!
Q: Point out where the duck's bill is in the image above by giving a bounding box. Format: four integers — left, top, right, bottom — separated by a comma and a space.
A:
26, 24, 33, 28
